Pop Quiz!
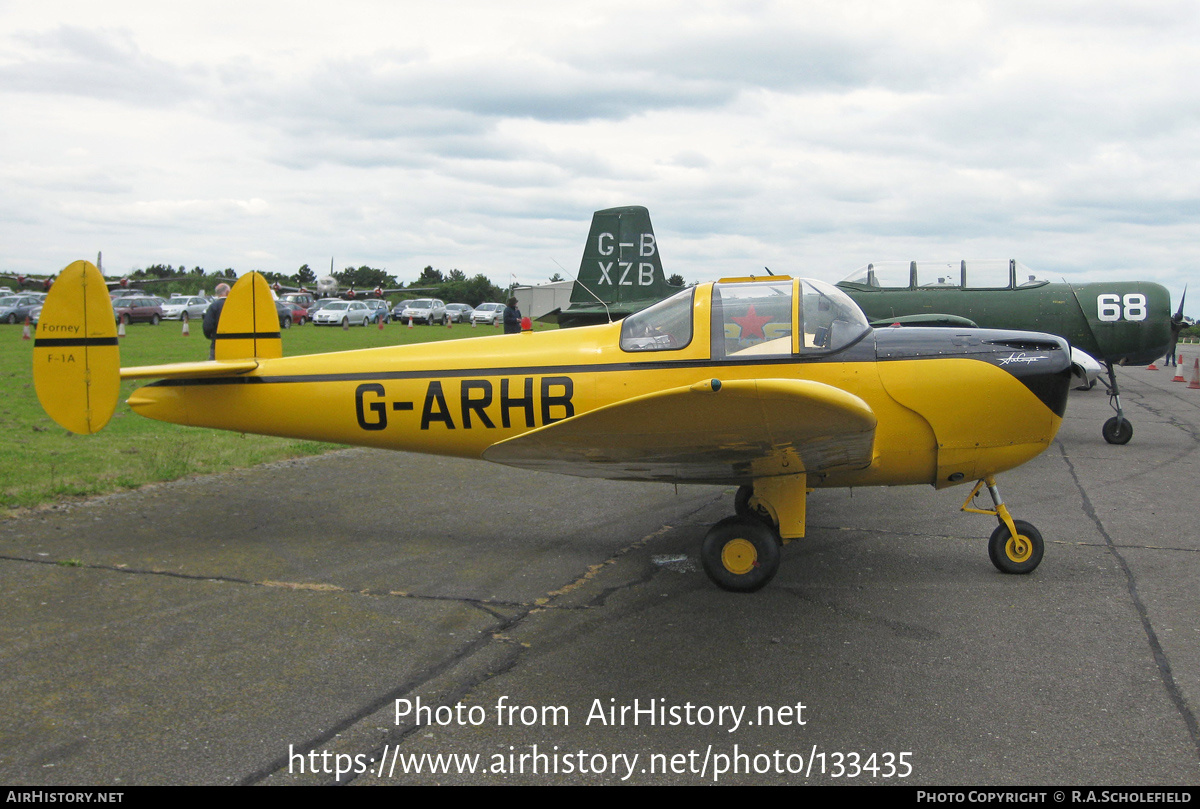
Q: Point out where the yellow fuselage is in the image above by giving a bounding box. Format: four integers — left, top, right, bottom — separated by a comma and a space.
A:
128, 286, 1064, 491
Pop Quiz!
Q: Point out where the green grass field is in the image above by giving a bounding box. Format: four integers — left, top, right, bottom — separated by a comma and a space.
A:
1, 316, 524, 514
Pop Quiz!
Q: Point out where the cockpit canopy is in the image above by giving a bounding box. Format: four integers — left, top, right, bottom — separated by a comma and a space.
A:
620, 278, 870, 357
840, 259, 1046, 290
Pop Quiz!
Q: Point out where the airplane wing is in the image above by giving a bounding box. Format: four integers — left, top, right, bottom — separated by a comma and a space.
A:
482, 378, 877, 483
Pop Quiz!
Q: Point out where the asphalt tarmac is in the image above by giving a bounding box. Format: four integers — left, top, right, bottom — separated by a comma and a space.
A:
2, 360, 1199, 786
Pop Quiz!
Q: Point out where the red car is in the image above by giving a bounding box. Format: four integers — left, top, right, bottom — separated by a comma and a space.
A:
112, 296, 164, 325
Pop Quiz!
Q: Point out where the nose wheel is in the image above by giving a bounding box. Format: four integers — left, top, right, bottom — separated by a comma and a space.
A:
963, 476, 1045, 574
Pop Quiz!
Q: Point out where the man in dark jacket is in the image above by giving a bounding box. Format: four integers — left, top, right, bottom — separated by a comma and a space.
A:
503, 297, 522, 335
203, 283, 230, 360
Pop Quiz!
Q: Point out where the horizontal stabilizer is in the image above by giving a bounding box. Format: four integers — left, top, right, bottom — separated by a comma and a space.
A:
121, 360, 259, 380
483, 378, 876, 482
32, 260, 120, 434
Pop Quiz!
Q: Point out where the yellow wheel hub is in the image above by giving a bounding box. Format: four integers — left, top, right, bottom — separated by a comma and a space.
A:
721, 538, 758, 575
1005, 535, 1033, 563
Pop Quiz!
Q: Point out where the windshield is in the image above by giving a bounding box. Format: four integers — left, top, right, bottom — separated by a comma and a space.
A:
620, 288, 694, 352
326, 302, 348, 310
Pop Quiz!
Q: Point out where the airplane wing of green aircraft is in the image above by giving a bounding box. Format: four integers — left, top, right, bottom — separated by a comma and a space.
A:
836, 259, 1179, 445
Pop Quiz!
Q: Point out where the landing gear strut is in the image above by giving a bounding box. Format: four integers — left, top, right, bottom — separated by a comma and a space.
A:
1101, 361, 1133, 445
963, 476, 1044, 574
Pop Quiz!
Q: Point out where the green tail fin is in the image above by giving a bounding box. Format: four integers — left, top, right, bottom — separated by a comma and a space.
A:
32, 260, 120, 434
570, 205, 675, 313
214, 272, 282, 360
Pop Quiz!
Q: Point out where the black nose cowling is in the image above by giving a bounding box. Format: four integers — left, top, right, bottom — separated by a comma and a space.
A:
874, 327, 1073, 417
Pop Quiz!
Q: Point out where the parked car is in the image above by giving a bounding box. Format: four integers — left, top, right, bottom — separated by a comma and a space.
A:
363, 299, 391, 324
112, 296, 164, 325
276, 299, 308, 326
470, 302, 505, 326
280, 292, 317, 310
311, 300, 372, 327
445, 303, 474, 323
399, 298, 447, 325
160, 296, 212, 322
0, 295, 45, 324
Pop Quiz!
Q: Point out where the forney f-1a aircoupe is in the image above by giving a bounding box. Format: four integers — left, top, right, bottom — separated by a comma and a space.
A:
836, 260, 1175, 445
34, 259, 1072, 592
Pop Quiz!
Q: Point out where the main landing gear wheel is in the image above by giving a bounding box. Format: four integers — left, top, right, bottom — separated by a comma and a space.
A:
988, 520, 1044, 575
701, 516, 781, 593
1102, 416, 1133, 445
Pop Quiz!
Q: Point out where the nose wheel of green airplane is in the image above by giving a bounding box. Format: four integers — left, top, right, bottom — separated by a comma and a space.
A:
701, 516, 782, 593
1102, 416, 1133, 445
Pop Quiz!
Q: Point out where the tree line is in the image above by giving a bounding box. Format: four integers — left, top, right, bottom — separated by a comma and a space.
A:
115, 263, 509, 307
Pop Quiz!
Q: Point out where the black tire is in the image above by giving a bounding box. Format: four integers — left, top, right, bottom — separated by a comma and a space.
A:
120, 314, 130, 326
1102, 416, 1133, 445
733, 484, 774, 525
341, 317, 349, 328
701, 516, 782, 593
282, 317, 291, 329
150, 314, 160, 326
362, 316, 370, 327
988, 520, 1044, 574
6, 314, 15, 325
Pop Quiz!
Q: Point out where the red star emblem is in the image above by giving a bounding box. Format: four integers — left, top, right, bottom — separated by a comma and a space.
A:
731, 305, 772, 340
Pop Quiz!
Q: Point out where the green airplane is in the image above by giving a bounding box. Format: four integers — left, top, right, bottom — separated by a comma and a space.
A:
539, 206, 683, 329
836, 259, 1179, 445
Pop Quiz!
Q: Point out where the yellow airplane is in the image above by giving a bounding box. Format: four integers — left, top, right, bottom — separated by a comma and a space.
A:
33, 259, 1073, 592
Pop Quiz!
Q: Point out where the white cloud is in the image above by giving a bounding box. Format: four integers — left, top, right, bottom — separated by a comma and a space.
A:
0, 0, 1195, 310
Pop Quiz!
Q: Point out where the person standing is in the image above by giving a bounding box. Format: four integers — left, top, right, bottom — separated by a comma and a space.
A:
503, 296, 522, 335
1164, 314, 1184, 367
203, 283, 231, 360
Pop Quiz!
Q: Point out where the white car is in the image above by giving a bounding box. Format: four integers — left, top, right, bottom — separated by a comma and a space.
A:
311, 300, 372, 327
400, 298, 447, 326
471, 302, 504, 325
160, 296, 211, 321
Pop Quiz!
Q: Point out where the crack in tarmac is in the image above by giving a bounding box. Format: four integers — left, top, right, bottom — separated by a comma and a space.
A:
1056, 440, 1200, 762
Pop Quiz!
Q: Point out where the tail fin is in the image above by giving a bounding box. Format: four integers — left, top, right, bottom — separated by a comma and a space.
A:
570, 205, 677, 313
214, 272, 282, 360
33, 260, 120, 434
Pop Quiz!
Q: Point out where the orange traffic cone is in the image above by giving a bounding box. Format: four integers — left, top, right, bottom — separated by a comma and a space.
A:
181, 318, 190, 337
1173, 356, 1185, 382
22, 317, 30, 340
408, 316, 414, 329
1148, 361, 1159, 370
446, 316, 452, 329
378, 316, 385, 330
1189, 359, 1200, 390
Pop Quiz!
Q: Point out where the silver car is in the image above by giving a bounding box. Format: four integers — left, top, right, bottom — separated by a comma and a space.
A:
400, 298, 448, 326
161, 296, 211, 321
470, 302, 504, 326
311, 300, 373, 327
445, 303, 474, 323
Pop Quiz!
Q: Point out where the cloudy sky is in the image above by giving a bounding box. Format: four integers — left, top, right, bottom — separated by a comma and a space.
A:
1, 0, 1196, 307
